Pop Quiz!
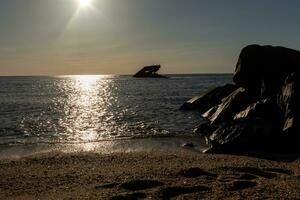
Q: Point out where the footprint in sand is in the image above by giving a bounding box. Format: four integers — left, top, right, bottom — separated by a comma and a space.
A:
212, 166, 294, 191
226, 180, 257, 191
263, 168, 293, 175
177, 166, 291, 193
180, 167, 217, 178
159, 185, 211, 200
237, 173, 257, 180
232, 167, 277, 179
105, 167, 293, 199
96, 179, 164, 191
95, 183, 119, 189
212, 166, 277, 179
217, 173, 257, 183
110, 192, 147, 200
100, 180, 164, 200
119, 179, 164, 191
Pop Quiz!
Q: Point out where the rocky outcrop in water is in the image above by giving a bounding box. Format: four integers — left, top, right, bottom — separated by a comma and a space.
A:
180, 84, 238, 113
182, 44, 300, 153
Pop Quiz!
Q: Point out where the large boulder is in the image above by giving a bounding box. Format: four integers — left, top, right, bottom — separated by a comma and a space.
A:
202, 87, 255, 124
204, 117, 277, 153
202, 98, 281, 152
277, 73, 300, 148
233, 45, 300, 97
234, 98, 279, 120
185, 44, 300, 154
180, 84, 238, 113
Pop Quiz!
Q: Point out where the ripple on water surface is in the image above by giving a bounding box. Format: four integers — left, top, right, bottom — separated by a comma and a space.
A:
0, 74, 232, 149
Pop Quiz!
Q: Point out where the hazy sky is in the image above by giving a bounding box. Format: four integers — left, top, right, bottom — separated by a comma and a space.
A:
0, 0, 300, 75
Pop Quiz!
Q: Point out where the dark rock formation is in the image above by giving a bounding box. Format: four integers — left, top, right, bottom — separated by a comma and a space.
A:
277, 73, 300, 134
202, 87, 255, 124
233, 45, 300, 97
182, 44, 300, 154
234, 98, 279, 120
204, 117, 277, 153
180, 84, 238, 112
133, 65, 167, 78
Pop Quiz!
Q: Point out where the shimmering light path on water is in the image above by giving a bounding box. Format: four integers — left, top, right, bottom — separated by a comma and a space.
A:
0, 75, 232, 151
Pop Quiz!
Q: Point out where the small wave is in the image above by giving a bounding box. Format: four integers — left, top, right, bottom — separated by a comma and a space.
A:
0, 75, 228, 147
0, 132, 199, 147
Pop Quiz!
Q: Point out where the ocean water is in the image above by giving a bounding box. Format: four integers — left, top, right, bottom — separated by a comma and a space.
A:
0, 74, 232, 156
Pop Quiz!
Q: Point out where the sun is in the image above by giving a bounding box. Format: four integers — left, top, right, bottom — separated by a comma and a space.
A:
77, 0, 93, 8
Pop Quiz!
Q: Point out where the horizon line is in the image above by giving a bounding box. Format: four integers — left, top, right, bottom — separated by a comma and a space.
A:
0, 72, 234, 77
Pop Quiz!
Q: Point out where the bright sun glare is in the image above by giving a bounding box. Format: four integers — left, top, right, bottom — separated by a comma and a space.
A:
78, 0, 93, 8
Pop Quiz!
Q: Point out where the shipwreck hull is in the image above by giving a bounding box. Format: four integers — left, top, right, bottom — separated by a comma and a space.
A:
133, 65, 167, 78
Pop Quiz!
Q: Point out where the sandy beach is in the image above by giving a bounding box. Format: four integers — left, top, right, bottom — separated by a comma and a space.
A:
0, 150, 299, 200
1, 0, 300, 199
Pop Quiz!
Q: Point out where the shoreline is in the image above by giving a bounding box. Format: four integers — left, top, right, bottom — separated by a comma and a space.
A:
0, 135, 206, 159
0, 150, 299, 199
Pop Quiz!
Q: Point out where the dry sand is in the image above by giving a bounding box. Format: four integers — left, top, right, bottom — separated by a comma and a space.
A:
0, 150, 299, 199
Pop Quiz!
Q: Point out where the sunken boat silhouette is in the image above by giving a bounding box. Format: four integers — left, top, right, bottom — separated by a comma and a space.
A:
133, 65, 167, 78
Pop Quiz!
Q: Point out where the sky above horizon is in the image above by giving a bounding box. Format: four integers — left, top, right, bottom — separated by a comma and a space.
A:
1, 0, 300, 75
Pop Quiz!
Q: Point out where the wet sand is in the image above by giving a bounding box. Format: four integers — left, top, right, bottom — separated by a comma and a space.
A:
0, 150, 299, 199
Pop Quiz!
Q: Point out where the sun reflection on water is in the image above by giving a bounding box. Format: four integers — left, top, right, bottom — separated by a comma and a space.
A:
2, 74, 218, 155
56, 75, 120, 149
